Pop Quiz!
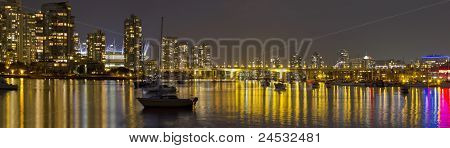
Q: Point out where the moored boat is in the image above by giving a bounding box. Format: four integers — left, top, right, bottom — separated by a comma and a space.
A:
274, 83, 286, 91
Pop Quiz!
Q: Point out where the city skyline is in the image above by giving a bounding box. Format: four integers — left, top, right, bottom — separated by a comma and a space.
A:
2, 0, 448, 69
18, 0, 450, 64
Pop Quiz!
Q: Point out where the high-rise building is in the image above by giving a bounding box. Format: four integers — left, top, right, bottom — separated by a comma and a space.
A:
161, 36, 177, 70
34, 11, 44, 60
289, 54, 304, 69
40, 2, 75, 62
72, 32, 81, 62
87, 30, 106, 63
270, 57, 282, 68
0, 8, 3, 63
23, 13, 37, 63
310, 52, 324, 69
192, 44, 212, 69
251, 58, 263, 68
123, 14, 142, 72
0, 0, 23, 64
161, 37, 190, 71
175, 41, 189, 70
336, 49, 350, 69
363, 56, 375, 69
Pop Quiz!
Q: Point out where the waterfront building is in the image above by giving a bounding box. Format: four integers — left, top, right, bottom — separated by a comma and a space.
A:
350, 58, 363, 69
251, 58, 263, 68
420, 55, 449, 68
175, 41, 189, 70
87, 30, 106, 63
40, 2, 75, 62
375, 59, 406, 69
144, 60, 158, 76
310, 52, 325, 69
0, 0, 23, 64
23, 13, 37, 63
335, 49, 350, 69
191, 44, 212, 69
289, 54, 304, 69
362, 55, 375, 69
436, 62, 449, 80
34, 11, 44, 60
161, 37, 189, 71
0, 6, 3, 63
105, 51, 125, 71
123, 14, 142, 72
270, 57, 282, 68
161, 36, 176, 70
73, 32, 80, 54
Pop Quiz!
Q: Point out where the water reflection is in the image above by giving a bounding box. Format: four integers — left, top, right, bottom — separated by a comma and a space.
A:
0, 79, 449, 128
0, 79, 141, 128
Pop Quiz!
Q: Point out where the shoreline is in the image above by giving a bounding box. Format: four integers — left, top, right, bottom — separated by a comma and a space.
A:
1, 75, 131, 80
1, 75, 448, 88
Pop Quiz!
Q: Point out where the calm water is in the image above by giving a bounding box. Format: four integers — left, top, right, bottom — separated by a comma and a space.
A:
0, 79, 449, 128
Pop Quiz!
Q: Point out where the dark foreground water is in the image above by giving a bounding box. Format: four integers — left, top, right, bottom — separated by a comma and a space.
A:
0, 79, 449, 128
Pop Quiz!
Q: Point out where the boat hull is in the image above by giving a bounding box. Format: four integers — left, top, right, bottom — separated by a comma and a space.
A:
137, 98, 197, 108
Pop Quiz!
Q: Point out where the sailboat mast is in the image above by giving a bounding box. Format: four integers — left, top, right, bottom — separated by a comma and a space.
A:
159, 17, 164, 71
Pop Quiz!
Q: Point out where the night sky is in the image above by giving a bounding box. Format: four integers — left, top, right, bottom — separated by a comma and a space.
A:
22, 0, 450, 64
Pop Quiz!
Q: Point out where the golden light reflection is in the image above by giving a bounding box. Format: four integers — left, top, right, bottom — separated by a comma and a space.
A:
1, 79, 449, 128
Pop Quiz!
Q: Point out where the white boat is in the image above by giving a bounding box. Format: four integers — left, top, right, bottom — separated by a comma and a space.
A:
0, 78, 18, 91
137, 95, 198, 108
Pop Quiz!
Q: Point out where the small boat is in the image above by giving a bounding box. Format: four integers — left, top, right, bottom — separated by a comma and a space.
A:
137, 95, 199, 108
261, 80, 270, 87
274, 83, 286, 91
0, 78, 18, 91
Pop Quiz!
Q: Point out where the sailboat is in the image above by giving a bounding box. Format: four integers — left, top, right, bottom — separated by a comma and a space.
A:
137, 17, 198, 109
